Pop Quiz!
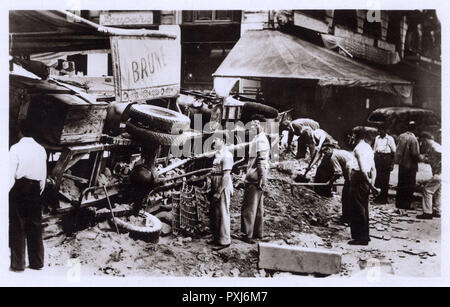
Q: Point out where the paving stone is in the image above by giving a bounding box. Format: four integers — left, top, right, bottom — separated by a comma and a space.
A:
258, 242, 342, 275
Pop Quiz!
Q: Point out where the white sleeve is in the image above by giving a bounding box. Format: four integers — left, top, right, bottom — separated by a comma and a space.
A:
373, 136, 379, 151
389, 136, 397, 152
9, 146, 19, 192
39, 148, 47, 194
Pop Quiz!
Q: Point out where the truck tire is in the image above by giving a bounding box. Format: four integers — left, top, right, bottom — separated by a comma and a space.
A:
126, 120, 189, 146
111, 212, 162, 243
129, 104, 190, 134
241, 101, 278, 121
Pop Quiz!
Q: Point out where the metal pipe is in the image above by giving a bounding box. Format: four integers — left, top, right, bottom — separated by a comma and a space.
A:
159, 167, 214, 183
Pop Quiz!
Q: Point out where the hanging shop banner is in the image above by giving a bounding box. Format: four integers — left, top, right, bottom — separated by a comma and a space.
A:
110, 36, 180, 102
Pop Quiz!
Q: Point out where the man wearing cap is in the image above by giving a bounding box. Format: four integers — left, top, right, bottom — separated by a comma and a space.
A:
416, 132, 441, 219
395, 121, 421, 215
373, 126, 396, 204
280, 118, 320, 159
319, 145, 355, 224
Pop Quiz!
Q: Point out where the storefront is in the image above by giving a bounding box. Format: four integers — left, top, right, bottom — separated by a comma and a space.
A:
213, 29, 412, 144
180, 11, 241, 91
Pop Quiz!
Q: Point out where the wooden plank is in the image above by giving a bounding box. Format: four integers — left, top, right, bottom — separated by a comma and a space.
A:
50, 148, 74, 190
26, 93, 108, 145
60, 104, 108, 144
62, 173, 88, 184
65, 153, 86, 172
79, 186, 121, 208
88, 151, 102, 188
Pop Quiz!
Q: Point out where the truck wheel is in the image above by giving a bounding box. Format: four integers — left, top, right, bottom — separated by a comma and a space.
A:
129, 104, 190, 134
126, 120, 189, 146
111, 212, 162, 243
241, 101, 278, 121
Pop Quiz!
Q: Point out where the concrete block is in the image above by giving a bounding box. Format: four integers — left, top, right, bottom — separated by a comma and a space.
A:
258, 242, 342, 275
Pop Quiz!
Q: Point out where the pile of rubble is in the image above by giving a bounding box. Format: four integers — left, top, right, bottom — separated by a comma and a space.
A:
230, 166, 340, 241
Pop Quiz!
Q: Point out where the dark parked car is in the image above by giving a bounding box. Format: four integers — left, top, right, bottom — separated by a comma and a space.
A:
350, 107, 441, 146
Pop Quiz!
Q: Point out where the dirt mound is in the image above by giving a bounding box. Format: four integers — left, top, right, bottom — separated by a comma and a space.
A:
43, 149, 342, 278
230, 166, 340, 241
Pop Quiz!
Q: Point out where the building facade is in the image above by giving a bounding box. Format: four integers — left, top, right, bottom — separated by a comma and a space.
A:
44, 10, 440, 120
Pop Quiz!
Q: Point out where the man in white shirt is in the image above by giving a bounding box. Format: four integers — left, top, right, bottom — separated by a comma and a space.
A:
9, 120, 47, 272
348, 129, 380, 246
373, 126, 396, 204
299, 126, 339, 172
241, 116, 270, 244
417, 132, 441, 220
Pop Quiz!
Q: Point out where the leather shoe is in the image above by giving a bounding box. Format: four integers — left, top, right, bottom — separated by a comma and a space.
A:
212, 244, 230, 251
238, 236, 256, 244
206, 239, 217, 245
338, 217, 350, 226
416, 213, 433, 220
433, 211, 441, 218
9, 267, 24, 273
348, 239, 368, 246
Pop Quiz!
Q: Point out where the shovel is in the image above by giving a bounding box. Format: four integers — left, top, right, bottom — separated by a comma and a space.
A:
268, 176, 343, 197
294, 151, 322, 183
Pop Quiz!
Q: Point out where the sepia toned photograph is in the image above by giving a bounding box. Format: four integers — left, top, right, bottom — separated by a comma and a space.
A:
3, 2, 447, 288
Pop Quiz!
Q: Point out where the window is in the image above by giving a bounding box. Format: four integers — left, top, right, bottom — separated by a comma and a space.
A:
367, 112, 387, 123
386, 14, 401, 45
182, 11, 240, 23
364, 11, 382, 39
215, 11, 233, 21
182, 42, 235, 86
196, 11, 213, 21
333, 10, 358, 31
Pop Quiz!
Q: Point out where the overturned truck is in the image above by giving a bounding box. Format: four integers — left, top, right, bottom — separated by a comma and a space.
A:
9, 10, 281, 241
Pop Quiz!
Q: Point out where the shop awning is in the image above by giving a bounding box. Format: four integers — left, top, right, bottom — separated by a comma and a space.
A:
9, 10, 176, 55
213, 30, 412, 99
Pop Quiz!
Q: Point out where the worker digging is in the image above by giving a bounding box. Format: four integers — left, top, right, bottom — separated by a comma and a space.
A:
6, 9, 443, 282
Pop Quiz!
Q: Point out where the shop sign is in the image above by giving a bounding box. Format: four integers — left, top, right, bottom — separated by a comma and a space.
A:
110, 35, 180, 102
100, 12, 154, 26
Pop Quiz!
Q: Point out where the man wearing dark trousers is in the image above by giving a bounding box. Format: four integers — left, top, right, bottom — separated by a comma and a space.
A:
373, 126, 396, 204
395, 121, 420, 215
348, 129, 380, 246
319, 145, 355, 224
9, 121, 47, 272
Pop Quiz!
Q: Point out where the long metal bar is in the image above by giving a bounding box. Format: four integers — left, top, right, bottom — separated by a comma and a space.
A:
160, 167, 214, 184
88, 151, 102, 188
103, 185, 120, 235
